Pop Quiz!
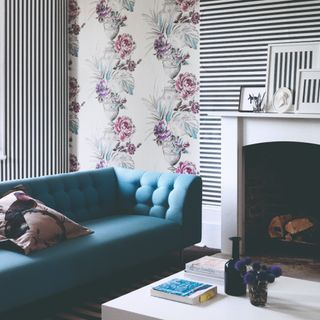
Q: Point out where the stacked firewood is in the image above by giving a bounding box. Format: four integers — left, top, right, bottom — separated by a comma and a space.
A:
268, 215, 319, 244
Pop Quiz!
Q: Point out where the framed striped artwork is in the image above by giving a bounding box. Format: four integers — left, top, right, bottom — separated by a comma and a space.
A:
265, 42, 320, 112
296, 69, 320, 114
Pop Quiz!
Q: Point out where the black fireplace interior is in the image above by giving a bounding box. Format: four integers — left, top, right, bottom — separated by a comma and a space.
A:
244, 142, 320, 258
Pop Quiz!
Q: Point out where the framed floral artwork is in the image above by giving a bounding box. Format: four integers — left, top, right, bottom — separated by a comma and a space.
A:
239, 86, 265, 112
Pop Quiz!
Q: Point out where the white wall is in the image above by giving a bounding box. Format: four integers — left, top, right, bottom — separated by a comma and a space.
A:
199, 205, 221, 249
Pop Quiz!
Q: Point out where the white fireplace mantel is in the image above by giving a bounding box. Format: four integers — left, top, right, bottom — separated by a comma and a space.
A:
213, 111, 320, 254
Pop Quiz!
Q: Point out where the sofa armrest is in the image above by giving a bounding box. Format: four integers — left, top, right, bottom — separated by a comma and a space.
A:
114, 167, 202, 248
166, 174, 202, 247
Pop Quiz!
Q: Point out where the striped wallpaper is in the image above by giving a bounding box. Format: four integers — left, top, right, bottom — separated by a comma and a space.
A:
0, 0, 4, 160
199, 0, 320, 205
0, 0, 68, 182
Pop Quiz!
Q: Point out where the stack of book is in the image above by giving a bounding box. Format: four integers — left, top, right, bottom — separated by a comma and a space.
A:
150, 278, 217, 305
184, 256, 228, 280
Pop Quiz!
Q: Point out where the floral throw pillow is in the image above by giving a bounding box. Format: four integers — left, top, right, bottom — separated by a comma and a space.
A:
0, 187, 93, 254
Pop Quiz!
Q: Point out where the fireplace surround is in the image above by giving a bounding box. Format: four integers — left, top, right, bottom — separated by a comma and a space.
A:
219, 112, 320, 255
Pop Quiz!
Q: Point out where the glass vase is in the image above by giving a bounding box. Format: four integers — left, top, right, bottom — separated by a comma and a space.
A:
248, 282, 268, 306
253, 103, 264, 113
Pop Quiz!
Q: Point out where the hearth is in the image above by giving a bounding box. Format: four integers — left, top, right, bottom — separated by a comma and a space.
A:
244, 142, 320, 258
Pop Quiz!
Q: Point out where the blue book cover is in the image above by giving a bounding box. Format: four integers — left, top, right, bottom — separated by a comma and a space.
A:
152, 278, 212, 297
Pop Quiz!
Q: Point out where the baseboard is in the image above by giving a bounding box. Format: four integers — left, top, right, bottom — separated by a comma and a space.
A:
198, 205, 221, 249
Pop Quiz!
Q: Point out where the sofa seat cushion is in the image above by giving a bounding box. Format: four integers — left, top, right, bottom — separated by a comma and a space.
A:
0, 215, 181, 312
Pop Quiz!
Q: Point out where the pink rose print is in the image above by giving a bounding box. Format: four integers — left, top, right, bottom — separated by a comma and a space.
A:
70, 23, 81, 35
127, 60, 137, 72
126, 142, 136, 155
69, 77, 80, 99
96, 0, 112, 23
96, 159, 108, 169
175, 161, 197, 175
190, 11, 200, 24
175, 72, 199, 100
176, 0, 196, 12
190, 101, 199, 114
70, 153, 80, 172
69, 0, 80, 22
69, 101, 81, 113
114, 34, 136, 59
113, 116, 136, 141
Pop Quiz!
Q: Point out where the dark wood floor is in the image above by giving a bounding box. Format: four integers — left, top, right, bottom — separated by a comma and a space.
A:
4, 245, 319, 320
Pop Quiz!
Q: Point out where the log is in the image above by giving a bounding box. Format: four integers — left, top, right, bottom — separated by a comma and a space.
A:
284, 233, 293, 242
285, 218, 314, 235
268, 215, 292, 239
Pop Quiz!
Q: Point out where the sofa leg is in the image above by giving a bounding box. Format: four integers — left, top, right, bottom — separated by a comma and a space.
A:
179, 249, 184, 268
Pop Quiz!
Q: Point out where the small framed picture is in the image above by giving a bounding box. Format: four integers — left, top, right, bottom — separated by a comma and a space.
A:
295, 69, 320, 114
239, 86, 266, 112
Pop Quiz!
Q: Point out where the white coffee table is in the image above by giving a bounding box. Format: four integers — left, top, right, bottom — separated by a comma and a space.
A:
102, 271, 320, 320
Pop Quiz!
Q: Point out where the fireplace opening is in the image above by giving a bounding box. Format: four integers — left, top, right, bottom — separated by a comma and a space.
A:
244, 142, 320, 258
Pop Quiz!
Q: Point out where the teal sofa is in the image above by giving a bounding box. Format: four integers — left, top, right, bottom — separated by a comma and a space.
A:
0, 167, 202, 313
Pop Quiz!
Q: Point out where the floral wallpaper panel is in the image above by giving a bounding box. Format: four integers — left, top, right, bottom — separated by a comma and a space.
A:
70, 0, 199, 175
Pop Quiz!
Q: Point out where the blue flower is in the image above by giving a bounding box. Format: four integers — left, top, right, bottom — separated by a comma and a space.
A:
257, 270, 268, 282
244, 257, 252, 265
243, 271, 256, 285
252, 262, 261, 271
266, 273, 275, 283
234, 257, 282, 286
270, 266, 282, 278
235, 259, 246, 271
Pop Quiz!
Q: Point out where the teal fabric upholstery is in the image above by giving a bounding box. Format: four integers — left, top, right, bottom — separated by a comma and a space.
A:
0, 215, 180, 312
0, 168, 118, 222
114, 167, 202, 247
0, 167, 202, 314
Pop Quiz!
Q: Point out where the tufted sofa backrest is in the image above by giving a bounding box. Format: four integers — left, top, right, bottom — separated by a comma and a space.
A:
114, 167, 202, 227
0, 166, 202, 245
0, 168, 118, 222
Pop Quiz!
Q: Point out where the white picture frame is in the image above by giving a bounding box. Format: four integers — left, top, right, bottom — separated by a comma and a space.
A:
0, 0, 5, 160
295, 69, 320, 114
265, 41, 320, 112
